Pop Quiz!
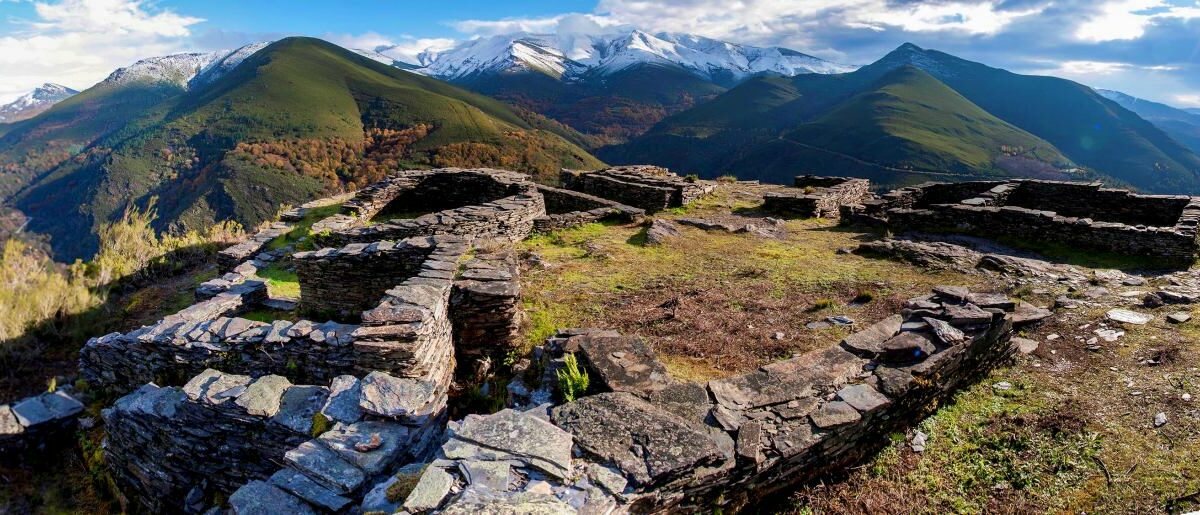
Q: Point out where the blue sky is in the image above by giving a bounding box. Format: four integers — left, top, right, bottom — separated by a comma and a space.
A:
0, 0, 1197, 109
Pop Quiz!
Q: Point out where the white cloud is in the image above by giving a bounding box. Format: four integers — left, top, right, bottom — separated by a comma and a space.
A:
1075, 0, 1200, 42
0, 0, 203, 102
1175, 93, 1200, 107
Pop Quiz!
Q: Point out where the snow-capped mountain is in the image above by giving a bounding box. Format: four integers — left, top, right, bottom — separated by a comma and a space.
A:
100, 42, 271, 90
414, 30, 856, 83
0, 83, 78, 123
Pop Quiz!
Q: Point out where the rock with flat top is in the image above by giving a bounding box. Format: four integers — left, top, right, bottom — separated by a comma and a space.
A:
1106, 308, 1153, 325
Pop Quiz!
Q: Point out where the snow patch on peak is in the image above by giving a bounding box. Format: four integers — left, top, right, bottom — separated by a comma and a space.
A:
0, 83, 79, 122
415, 29, 855, 83
101, 42, 271, 90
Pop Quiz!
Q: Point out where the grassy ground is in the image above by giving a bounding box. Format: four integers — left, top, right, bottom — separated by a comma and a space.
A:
266, 203, 344, 251
255, 263, 300, 299
518, 183, 1200, 513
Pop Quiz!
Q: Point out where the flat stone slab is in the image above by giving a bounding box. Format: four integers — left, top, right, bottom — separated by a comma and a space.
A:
284, 440, 366, 494
451, 409, 573, 479
1168, 312, 1192, 324
0, 405, 24, 435
836, 384, 891, 413
944, 303, 992, 325
269, 469, 352, 512
318, 421, 409, 476
924, 317, 966, 345
841, 314, 902, 355
576, 334, 672, 397
403, 466, 454, 512
236, 375, 291, 417
879, 331, 936, 363
321, 375, 363, 424
272, 385, 330, 434
1106, 308, 1153, 325
809, 401, 861, 429
229, 480, 317, 515
551, 392, 723, 487
359, 372, 438, 420
1012, 337, 1039, 354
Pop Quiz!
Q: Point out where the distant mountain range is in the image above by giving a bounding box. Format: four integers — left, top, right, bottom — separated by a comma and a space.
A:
600, 43, 1200, 193
397, 30, 855, 145
1097, 89, 1200, 155
0, 83, 78, 123
0, 38, 600, 260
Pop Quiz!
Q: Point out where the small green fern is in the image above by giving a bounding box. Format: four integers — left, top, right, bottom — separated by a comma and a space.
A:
556, 353, 590, 402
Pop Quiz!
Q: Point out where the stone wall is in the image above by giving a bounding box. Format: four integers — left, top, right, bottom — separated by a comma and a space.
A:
560, 165, 715, 212
293, 238, 435, 320
316, 169, 546, 247
0, 390, 84, 454
450, 248, 522, 375
848, 179, 1200, 265
80, 237, 467, 394
533, 184, 645, 232
218, 221, 292, 269
763, 175, 871, 218
402, 287, 1047, 514
105, 369, 446, 513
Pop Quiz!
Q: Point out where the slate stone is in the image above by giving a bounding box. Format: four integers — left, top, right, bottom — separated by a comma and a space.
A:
0, 405, 24, 434
1106, 308, 1153, 325
645, 219, 681, 245
943, 303, 993, 325
874, 367, 916, 396
359, 372, 437, 420
932, 285, 969, 302
809, 401, 861, 429
451, 409, 573, 479
460, 460, 512, 491
318, 421, 409, 476
271, 385, 330, 434
1012, 337, 1039, 354
11, 396, 54, 427
402, 466, 454, 512
923, 317, 966, 345
1011, 302, 1052, 325
439, 493, 576, 515
878, 331, 936, 364
41, 391, 84, 419
586, 463, 628, 496
576, 334, 672, 397
284, 440, 366, 494
321, 375, 363, 424
966, 292, 1016, 310
736, 420, 763, 464
836, 384, 891, 413
228, 480, 317, 515
841, 315, 902, 355
182, 369, 251, 405
236, 375, 291, 417
269, 469, 352, 512
1168, 312, 1192, 324
551, 392, 723, 487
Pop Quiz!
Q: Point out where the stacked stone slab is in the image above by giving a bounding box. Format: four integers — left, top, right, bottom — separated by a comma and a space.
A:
844, 179, 1200, 265
763, 175, 871, 219
218, 221, 293, 269
80, 237, 466, 394
105, 369, 446, 513
533, 184, 646, 231
293, 238, 436, 319
315, 168, 546, 246
0, 390, 84, 454
450, 248, 522, 374
560, 165, 715, 212
405, 287, 1046, 513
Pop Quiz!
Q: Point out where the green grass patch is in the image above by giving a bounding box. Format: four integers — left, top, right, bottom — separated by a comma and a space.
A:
256, 264, 300, 299
266, 203, 344, 251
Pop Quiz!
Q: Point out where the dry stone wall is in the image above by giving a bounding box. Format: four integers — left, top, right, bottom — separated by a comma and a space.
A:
450, 248, 522, 375
0, 389, 84, 454
763, 175, 871, 219
403, 286, 1047, 514
293, 238, 435, 319
560, 165, 715, 212
314, 169, 545, 247
533, 184, 645, 232
847, 179, 1200, 265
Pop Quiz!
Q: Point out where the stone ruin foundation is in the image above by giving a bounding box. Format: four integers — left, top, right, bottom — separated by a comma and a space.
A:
560, 165, 716, 213
1, 166, 1073, 513
844, 179, 1200, 265
763, 175, 871, 219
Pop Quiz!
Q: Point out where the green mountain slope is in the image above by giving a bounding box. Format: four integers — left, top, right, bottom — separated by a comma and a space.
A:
728, 67, 1071, 182
602, 43, 1200, 193
456, 63, 727, 146
1099, 90, 1200, 155
10, 37, 603, 260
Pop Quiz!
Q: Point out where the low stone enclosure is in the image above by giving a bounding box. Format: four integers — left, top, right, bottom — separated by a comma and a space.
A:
49, 166, 1061, 513
763, 175, 871, 219
346, 286, 1048, 514
561, 165, 716, 212
842, 179, 1200, 265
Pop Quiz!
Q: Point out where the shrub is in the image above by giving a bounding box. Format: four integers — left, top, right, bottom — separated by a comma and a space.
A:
556, 352, 590, 402
716, 174, 738, 183
851, 290, 875, 304
811, 298, 836, 311
684, 173, 700, 183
